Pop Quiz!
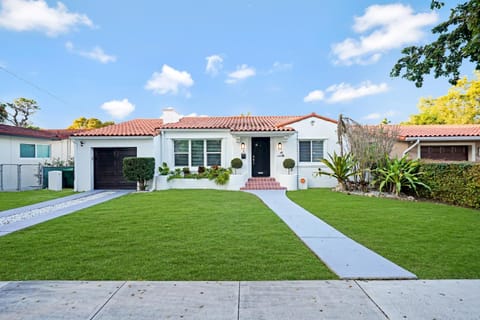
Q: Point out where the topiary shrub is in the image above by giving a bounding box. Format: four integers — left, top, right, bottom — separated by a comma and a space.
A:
283, 158, 295, 174
123, 157, 155, 191
230, 158, 243, 174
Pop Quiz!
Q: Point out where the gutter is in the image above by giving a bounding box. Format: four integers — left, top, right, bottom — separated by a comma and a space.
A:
405, 136, 480, 142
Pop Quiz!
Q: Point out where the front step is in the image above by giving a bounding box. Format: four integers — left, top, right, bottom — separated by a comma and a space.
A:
240, 177, 286, 190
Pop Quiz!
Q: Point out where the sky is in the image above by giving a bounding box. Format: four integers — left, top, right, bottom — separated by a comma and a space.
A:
0, 0, 474, 128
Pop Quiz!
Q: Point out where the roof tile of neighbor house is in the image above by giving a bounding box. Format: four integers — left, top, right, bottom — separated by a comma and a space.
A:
398, 124, 480, 140
0, 124, 84, 140
74, 119, 165, 137
161, 113, 337, 132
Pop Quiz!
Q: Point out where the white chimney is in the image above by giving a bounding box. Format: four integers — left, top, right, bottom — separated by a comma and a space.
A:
161, 107, 182, 124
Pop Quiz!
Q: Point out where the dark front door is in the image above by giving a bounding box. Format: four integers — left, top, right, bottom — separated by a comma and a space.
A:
94, 148, 137, 189
252, 137, 270, 177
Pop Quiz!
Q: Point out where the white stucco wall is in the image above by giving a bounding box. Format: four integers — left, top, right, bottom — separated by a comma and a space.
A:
72, 137, 155, 192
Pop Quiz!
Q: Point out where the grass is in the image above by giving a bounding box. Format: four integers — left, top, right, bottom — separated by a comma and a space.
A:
288, 189, 480, 279
0, 189, 75, 211
0, 190, 335, 280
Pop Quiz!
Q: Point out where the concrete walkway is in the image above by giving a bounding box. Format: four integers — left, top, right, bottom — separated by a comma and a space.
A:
0, 190, 131, 237
247, 190, 416, 280
0, 280, 478, 319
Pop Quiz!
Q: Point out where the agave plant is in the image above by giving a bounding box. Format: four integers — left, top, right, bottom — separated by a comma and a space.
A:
315, 152, 358, 191
373, 155, 430, 196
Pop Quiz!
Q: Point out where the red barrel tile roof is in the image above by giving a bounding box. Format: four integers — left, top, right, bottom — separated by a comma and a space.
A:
0, 124, 85, 139
398, 125, 480, 140
74, 119, 164, 136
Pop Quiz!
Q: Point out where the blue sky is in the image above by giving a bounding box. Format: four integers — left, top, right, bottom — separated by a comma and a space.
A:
0, 0, 473, 128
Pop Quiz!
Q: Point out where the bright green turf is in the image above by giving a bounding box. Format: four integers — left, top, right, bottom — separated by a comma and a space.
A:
0, 190, 335, 280
0, 189, 75, 211
288, 189, 480, 279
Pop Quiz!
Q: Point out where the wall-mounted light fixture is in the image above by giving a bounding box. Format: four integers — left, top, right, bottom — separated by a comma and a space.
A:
310, 120, 315, 126
240, 142, 246, 152
277, 142, 283, 152
80, 141, 84, 147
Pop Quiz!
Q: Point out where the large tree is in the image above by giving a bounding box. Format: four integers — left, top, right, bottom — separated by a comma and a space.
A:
68, 117, 114, 129
391, 0, 480, 87
404, 72, 480, 124
0, 98, 40, 127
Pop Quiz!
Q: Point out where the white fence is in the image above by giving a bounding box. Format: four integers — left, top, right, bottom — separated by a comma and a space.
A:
0, 164, 42, 191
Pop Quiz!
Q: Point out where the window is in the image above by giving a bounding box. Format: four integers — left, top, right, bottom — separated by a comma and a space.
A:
299, 140, 324, 162
20, 143, 50, 158
173, 139, 222, 167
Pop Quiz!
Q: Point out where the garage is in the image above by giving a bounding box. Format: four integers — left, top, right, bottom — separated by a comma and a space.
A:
94, 148, 137, 189
421, 146, 468, 161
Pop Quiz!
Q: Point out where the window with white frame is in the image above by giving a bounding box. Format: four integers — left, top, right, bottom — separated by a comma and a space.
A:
299, 140, 324, 162
173, 139, 221, 167
20, 143, 51, 158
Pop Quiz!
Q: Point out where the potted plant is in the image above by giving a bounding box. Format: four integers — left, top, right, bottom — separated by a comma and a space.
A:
156, 162, 170, 190
230, 158, 243, 174
278, 158, 298, 190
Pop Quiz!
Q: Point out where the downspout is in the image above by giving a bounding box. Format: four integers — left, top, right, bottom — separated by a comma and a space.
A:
402, 139, 420, 157
295, 131, 299, 190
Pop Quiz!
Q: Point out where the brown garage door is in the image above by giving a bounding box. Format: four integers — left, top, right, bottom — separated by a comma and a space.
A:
421, 146, 468, 161
94, 148, 137, 189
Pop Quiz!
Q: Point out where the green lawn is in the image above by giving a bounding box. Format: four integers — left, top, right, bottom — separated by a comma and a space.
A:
288, 189, 480, 279
0, 189, 76, 211
0, 190, 335, 280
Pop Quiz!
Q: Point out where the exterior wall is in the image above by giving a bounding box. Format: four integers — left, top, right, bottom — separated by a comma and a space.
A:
394, 140, 480, 162
72, 137, 155, 192
0, 135, 72, 190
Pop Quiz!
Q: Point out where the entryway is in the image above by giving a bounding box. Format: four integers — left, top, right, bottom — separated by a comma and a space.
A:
251, 137, 270, 177
94, 148, 137, 189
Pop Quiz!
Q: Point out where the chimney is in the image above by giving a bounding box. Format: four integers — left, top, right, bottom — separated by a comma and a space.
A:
161, 107, 182, 124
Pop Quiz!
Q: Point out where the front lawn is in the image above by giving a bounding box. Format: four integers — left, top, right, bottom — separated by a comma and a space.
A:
288, 189, 480, 279
0, 190, 335, 280
0, 189, 75, 211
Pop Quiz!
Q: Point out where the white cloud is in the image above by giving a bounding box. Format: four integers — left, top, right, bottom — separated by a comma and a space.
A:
65, 41, 116, 64
363, 112, 382, 120
225, 64, 256, 84
331, 3, 438, 65
363, 110, 398, 122
145, 64, 194, 95
303, 90, 325, 103
0, 0, 93, 37
205, 54, 223, 76
100, 98, 135, 119
269, 61, 293, 73
304, 81, 388, 104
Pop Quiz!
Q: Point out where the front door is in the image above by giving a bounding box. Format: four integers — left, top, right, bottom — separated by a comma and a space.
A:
252, 137, 270, 177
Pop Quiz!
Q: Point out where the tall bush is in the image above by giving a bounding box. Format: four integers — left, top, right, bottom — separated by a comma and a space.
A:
315, 152, 357, 191
418, 163, 480, 208
123, 157, 155, 191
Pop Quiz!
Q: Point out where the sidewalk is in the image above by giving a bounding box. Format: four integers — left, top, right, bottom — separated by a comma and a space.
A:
0, 280, 478, 319
0, 190, 131, 237
247, 190, 416, 280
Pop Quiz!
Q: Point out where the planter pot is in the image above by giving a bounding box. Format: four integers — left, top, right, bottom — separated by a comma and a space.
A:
278, 174, 298, 191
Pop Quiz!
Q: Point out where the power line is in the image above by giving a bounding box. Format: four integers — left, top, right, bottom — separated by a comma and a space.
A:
0, 65, 69, 105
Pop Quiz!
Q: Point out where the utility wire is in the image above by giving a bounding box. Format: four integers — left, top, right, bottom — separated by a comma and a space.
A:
0, 65, 69, 105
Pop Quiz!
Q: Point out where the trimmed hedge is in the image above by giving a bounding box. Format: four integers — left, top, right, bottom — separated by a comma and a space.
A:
418, 162, 480, 209
123, 157, 155, 191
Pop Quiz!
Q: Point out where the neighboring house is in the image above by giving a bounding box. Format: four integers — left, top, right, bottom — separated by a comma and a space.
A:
393, 125, 480, 162
0, 124, 82, 190
72, 108, 340, 191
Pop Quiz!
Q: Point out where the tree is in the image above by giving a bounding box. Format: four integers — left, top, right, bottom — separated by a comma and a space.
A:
391, 0, 480, 87
123, 157, 155, 191
404, 72, 480, 124
68, 117, 114, 129
0, 98, 40, 127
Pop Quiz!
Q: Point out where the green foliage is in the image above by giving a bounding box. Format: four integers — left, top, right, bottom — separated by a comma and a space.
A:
122, 157, 155, 191
43, 157, 74, 167
282, 158, 295, 174
373, 156, 430, 196
230, 158, 243, 174
314, 152, 357, 190
404, 72, 480, 124
68, 117, 114, 129
417, 162, 480, 208
0, 97, 40, 127
391, 0, 480, 87
167, 166, 231, 185
158, 162, 170, 175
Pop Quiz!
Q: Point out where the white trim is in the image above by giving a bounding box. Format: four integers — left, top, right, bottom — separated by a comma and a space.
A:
405, 136, 480, 142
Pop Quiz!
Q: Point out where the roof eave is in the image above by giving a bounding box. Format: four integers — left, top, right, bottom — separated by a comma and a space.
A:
404, 136, 480, 142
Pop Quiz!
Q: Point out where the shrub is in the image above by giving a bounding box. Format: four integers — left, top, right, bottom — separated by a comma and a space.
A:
283, 158, 295, 174
231, 158, 243, 174
198, 166, 206, 174
207, 166, 231, 185
183, 167, 191, 175
417, 162, 480, 208
123, 157, 155, 191
373, 155, 429, 196
314, 152, 357, 191
158, 162, 170, 175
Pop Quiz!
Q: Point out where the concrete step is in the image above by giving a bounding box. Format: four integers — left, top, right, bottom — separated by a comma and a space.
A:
240, 177, 286, 190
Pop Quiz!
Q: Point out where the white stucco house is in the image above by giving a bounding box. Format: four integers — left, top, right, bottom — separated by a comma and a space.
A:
0, 124, 79, 190
72, 108, 340, 191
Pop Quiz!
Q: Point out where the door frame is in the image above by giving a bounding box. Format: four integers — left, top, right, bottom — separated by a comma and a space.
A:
251, 137, 271, 177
